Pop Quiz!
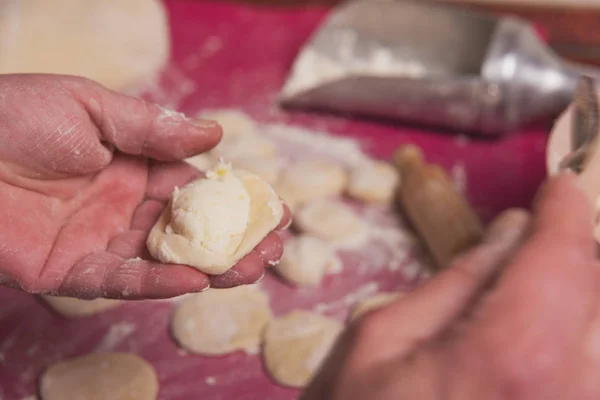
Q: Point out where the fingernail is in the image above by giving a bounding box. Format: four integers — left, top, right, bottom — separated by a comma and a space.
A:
483, 209, 530, 244
190, 118, 219, 129
193, 283, 210, 293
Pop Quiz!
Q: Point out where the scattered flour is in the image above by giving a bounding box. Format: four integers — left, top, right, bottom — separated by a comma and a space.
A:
313, 282, 379, 314
94, 322, 136, 352
204, 376, 217, 386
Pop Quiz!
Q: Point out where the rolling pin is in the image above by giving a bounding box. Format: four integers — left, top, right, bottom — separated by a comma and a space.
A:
393, 145, 484, 270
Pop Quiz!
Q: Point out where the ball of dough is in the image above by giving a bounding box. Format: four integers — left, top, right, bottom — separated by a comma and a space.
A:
40, 353, 158, 400
198, 109, 259, 139
275, 236, 341, 287
170, 285, 272, 355
41, 296, 121, 318
147, 161, 284, 275
347, 161, 399, 204
232, 157, 283, 186
349, 292, 403, 322
294, 199, 364, 242
0, 0, 169, 92
276, 160, 348, 208
263, 310, 344, 388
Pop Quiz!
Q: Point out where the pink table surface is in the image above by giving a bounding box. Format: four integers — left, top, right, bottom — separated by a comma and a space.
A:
0, 1, 549, 399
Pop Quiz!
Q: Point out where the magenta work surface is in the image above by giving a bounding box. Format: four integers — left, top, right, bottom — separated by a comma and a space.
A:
0, 1, 548, 399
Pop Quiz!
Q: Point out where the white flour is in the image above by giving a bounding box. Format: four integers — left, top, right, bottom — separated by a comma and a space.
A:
95, 322, 136, 352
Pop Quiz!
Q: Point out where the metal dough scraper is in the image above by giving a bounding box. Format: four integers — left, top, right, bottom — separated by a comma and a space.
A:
279, 0, 600, 136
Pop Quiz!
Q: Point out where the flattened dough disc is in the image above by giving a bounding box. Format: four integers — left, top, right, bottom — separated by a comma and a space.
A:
0, 0, 170, 92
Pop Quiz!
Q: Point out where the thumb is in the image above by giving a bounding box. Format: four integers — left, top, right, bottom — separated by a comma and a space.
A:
65, 76, 222, 161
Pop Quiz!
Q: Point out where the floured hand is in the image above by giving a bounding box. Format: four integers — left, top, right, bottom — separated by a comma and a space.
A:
303, 173, 600, 400
0, 74, 290, 300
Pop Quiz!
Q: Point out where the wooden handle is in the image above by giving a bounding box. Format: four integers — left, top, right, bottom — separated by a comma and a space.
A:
394, 145, 484, 269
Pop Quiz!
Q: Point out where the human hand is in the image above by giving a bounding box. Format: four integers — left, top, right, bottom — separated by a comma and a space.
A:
0, 74, 290, 300
303, 172, 600, 400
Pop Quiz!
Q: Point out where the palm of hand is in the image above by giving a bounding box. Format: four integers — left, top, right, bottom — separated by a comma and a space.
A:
0, 74, 286, 299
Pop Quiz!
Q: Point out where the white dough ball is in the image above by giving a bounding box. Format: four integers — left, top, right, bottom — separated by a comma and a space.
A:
347, 161, 399, 204
147, 161, 284, 275
275, 236, 342, 287
294, 199, 364, 243
276, 160, 348, 209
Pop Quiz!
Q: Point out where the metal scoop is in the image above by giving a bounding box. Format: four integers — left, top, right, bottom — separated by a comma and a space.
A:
279, 0, 600, 137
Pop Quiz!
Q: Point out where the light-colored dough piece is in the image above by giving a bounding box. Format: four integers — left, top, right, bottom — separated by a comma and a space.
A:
40, 353, 158, 400
0, 0, 169, 92
347, 161, 399, 204
185, 153, 216, 171
41, 296, 121, 318
349, 292, 403, 322
170, 285, 272, 355
215, 134, 278, 161
276, 160, 348, 209
294, 199, 364, 242
198, 109, 259, 140
147, 161, 284, 275
275, 236, 341, 287
232, 157, 283, 186
263, 310, 344, 388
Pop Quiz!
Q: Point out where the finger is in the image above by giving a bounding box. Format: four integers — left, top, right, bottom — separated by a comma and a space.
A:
131, 200, 164, 231
209, 231, 283, 287
65, 76, 222, 161
469, 173, 599, 380
146, 161, 202, 202
58, 252, 209, 299
496, 172, 596, 292
107, 230, 149, 259
351, 209, 530, 368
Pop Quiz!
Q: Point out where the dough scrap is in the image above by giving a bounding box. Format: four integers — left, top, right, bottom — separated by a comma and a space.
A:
41, 296, 121, 318
40, 353, 158, 400
349, 292, 403, 322
147, 161, 284, 275
347, 161, 399, 204
294, 199, 364, 242
170, 285, 272, 355
0, 0, 169, 92
263, 310, 344, 388
276, 160, 348, 209
275, 236, 341, 287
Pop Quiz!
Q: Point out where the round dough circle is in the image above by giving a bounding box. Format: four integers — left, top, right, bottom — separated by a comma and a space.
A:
40, 353, 158, 400
232, 157, 283, 186
276, 160, 348, 208
294, 199, 364, 242
198, 109, 259, 140
347, 161, 399, 204
349, 292, 403, 322
0, 0, 170, 92
171, 285, 272, 355
263, 310, 344, 388
147, 162, 284, 275
275, 236, 341, 287
41, 296, 121, 318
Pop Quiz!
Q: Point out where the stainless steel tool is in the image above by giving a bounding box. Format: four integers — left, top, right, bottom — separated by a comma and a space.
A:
279, 0, 600, 136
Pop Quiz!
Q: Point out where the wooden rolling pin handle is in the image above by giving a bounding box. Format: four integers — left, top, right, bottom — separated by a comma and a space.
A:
393, 144, 484, 270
